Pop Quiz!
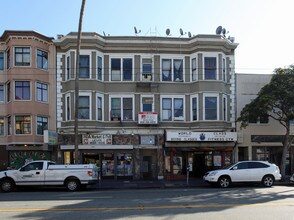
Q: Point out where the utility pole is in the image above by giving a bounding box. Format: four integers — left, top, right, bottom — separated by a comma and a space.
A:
74, 0, 86, 164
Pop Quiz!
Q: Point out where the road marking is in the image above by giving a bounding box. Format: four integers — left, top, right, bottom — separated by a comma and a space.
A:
1, 202, 294, 212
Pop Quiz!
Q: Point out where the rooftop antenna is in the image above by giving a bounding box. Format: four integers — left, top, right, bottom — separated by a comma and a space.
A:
216, 26, 222, 35
134, 26, 141, 35
166, 28, 171, 36
179, 28, 186, 37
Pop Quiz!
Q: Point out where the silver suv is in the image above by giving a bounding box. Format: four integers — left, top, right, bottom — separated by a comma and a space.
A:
203, 161, 281, 188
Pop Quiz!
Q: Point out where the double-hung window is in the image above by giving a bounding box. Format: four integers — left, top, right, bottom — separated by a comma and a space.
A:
192, 58, 197, 81
6, 49, 10, 69
96, 94, 103, 121
36, 82, 48, 102
110, 96, 133, 121
15, 47, 30, 66
142, 96, 154, 112
37, 116, 48, 135
161, 97, 184, 121
111, 58, 133, 81
162, 59, 183, 81
97, 56, 103, 80
204, 57, 217, 80
15, 115, 31, 134
6, 82, 10, 102
222, 58, 226, 82
65, 94, 71, 121
66, 56, 70, 80
204, 95, 218, 120
0, 52, 4, 71
0, 85, 4, 103
191, 96, 198, 121
15, 81, 30, 100
37, 49, 48, 70
7, 116, 11, 135
0, 117, 4, 136
79, 55, 90, 78
142, 58, 152, 81
78, 96, 90, 119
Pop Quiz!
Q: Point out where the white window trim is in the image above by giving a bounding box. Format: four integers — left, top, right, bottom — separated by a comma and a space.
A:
36, 115, 49, 136
35, 48, 49, 71
14, 46, 31, 68
35, 81, 49, 103
223, 95, 227, 121
140, 95, 155, 112
96, 93, 104, 121
222, 57, 226, 82
109, 55, 134, 82
77, 91, 92, 120
74, 50, 92, 79
203, 93, 219, 121
65, 93, 71, 121
160, 56, 185, 82
160, 95, 185, 121
191, 57, 198, 81
190, 94, 199, 121
14, 115, 32, 135
109, 94, 135, 121
65, 53, 70, 81
141, 56, 154, 82
14, 80, 32, 101
202, 52, 219, 81
97, 53, 104, 81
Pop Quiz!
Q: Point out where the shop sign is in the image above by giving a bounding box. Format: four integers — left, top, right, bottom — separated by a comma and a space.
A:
82, 134, 112, 145
138, 112, 158, 124
166, 131, 237, 142
44, 130, 58, 145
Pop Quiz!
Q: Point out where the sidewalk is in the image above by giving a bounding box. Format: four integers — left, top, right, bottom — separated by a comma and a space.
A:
93, 177, 292, 190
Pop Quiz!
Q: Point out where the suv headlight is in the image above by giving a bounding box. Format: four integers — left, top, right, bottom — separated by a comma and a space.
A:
208, 171, 218, 176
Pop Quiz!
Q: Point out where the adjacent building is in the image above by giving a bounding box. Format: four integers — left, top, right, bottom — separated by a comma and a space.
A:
0, 31, 57, 169
236, 73, 294, 175
54, 32, 238, 180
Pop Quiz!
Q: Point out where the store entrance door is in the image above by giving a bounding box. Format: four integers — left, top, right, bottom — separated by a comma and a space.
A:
193, 153, 205, 177
142, 156, 152, 180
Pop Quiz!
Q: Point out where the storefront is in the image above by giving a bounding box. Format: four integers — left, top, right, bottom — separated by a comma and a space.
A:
165, 131, 237, 180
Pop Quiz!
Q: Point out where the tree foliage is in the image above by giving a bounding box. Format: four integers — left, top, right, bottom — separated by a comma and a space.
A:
237, 65, 294, 177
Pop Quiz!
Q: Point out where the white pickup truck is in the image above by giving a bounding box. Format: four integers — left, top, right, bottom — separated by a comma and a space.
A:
0, 160, 98, 192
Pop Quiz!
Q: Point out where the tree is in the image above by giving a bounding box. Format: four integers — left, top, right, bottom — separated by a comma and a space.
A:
237, 65, 294, 178
74, 0, 86, 164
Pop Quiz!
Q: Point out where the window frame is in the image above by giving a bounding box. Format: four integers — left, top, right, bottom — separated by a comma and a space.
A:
161, 58, 184, 82
203, 55, 218, 80
141, 95, 154, 112
36, 48, 48, 70
190, 94, 199, 121
36, 115, 48, 135
14, 47, 31, 67
79, 54, 90, 79
7, 115, 11, 136
0, 51, 4, 71
77, 92, 92, 120
110, 57, 133, 82
96, 93, 104, 121
223, 95, 227, 121
36, 82, 48, 103
109, 95, 135, 121
203, 93, 219, 121
222, 58, 226, 82
160, 95, 185, 121
14, 81, 31, 101
191, 57, 197, 81
97, 55, 103, 81
0, 116, 4, 136
15, 115, 31, 135
141, 58, 153, 81
65, 93, 71, 121
0, 84, 4, 103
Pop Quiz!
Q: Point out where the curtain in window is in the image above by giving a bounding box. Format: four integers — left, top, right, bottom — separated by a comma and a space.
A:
162, 98, 172, 120
111, 59, 121, 81
173, 59, 183, 81
162, 59, 171, 81
174, 98, 183, 119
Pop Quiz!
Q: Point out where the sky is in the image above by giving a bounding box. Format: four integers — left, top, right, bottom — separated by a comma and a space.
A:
1, 0, 294, 74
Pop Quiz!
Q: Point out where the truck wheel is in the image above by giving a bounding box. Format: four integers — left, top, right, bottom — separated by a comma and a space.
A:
66, 179, 80, 191
1, 179, 15, 192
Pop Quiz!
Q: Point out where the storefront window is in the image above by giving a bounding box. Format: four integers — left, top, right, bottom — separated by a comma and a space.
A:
102, 153, 114, 176
117, 153, 133, 176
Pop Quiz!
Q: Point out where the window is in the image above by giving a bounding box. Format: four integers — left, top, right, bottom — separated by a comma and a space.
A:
0, 117, 4, 136
192, 96, 198, 121
248, 162, 269, 169
15, 47, 30, 66
110, 96, 133, 121
223, 96, 227, 121
142, 58, 152, 81
162, 59, 184, 82
205, 96, 218, 120
79, 55, 90, 78
7, 116, 11, 135
234, 162, 248, 170
6, 49, 10, 69
78, 96, 90, 119
0, 52, 4, 71
66, 94, 71, 121
0, 85, 4, 102
111, 58, 133, 81
96, 95, 103, 120
15, 115, 31, 134
15, 81, 30, 100
97, 56, 103, 80
204, 57, 217, 80
36, 82, 48, 102
222, 58, 226, 82
6, 82, 10, 102
21, 162, 43, 171
142, 96, 154, 112
66, 56, 70, 80
37, 116, 48, 135
161, 97, 184, 121
192, 58, 197, 81
37, 49, 48, 70
249, 114, 269, 124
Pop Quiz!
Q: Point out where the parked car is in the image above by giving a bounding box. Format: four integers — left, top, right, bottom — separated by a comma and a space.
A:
203, 161, 281, 188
